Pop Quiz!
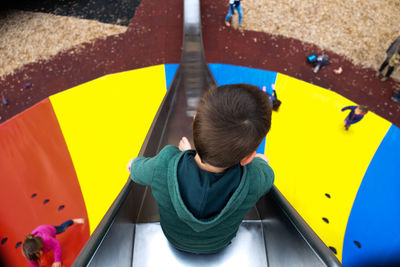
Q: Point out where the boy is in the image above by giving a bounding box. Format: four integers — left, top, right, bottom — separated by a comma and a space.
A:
127, 84, 274, 254
341, 105, 368, 130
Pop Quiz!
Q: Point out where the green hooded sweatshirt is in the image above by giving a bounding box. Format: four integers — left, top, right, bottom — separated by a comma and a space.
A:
130, 145, 274, 254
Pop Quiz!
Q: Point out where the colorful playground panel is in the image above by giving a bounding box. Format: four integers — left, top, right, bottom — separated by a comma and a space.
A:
0, 65, 166, 266
50, 64, 167, 232
208, 63, 400, 265
270, 73, 391, 262
0, 99, 89, 267
342, 124, 400, 267
1, 63, 399, 266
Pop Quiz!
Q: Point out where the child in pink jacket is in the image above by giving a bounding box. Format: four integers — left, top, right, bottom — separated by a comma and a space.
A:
22, 218, 84, 267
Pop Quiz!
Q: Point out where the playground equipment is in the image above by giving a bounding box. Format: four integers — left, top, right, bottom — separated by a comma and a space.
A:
73, 0, 340, 266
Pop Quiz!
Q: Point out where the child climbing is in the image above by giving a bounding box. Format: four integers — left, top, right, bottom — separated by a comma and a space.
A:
22, 218, 85, 267
341, 105, 368, 130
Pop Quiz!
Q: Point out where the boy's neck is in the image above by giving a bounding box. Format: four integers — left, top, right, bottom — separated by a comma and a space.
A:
194, 153, 227, 173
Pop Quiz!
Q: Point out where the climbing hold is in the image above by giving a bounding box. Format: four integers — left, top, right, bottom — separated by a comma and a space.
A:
329, 246, 337, 254
43, 199, 49, 204
354, 240, 362, 248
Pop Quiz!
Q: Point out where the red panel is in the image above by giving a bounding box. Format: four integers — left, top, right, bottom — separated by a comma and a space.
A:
0, 99, 89, 267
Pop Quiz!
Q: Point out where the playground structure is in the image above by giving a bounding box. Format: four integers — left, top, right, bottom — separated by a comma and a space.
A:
0, 0, 400, 266
73, 0, 340, 266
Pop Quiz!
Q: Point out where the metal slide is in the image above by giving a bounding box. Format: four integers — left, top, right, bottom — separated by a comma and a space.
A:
73, 0, 342, 266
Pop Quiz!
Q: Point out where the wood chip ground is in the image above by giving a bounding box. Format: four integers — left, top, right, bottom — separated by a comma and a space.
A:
233, 0, 400, 77
0, 10, 127, 78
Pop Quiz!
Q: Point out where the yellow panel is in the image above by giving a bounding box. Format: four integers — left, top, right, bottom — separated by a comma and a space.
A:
266, 73, 391, 260
50, 65, 166, 233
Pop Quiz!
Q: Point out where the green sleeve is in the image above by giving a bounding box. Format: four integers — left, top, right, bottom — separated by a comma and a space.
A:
130, 145, 180, 186
130, 156, 156, 186
252, 157, 275, 197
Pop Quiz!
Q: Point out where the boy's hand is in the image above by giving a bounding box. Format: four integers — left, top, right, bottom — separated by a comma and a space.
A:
255, 154, 269, 164
52, 262, 61, 267
127, 158, 135, 172
179, 137, 192, 151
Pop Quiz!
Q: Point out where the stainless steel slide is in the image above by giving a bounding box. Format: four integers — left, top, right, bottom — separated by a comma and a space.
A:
73, 0, 342, 266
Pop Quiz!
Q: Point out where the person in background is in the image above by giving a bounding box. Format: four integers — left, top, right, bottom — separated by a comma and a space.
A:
225, 0, 243, 27
376, 36, 400, 82
262, 84, 281, 111
390, 88, 400, 103
306, 54, 330, 73
341, 105, 368, 130
22, 218, 85, 267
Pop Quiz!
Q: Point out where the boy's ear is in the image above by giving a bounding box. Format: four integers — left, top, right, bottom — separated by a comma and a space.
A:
240, 151, 257, 166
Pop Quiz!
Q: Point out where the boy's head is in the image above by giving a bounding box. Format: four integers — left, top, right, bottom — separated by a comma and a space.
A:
193, 84, 272, 168
356, 105, 368, 115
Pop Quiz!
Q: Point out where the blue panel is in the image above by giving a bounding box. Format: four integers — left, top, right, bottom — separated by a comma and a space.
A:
209, 63, 277, 154
164, 64, 179, 90
343, 125, 400, 267
256, 138, 266, 154
209, 64, 277, 94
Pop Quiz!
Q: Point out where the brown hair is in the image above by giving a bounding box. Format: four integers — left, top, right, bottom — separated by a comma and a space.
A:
193, 84, 272, 168
22, 234, 43, 263
358, 105, 368, 114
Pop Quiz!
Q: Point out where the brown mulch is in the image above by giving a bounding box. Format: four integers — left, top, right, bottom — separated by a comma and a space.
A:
0, 0, 399, 128
243, 0, 400, 72
0, 10, 127, 78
